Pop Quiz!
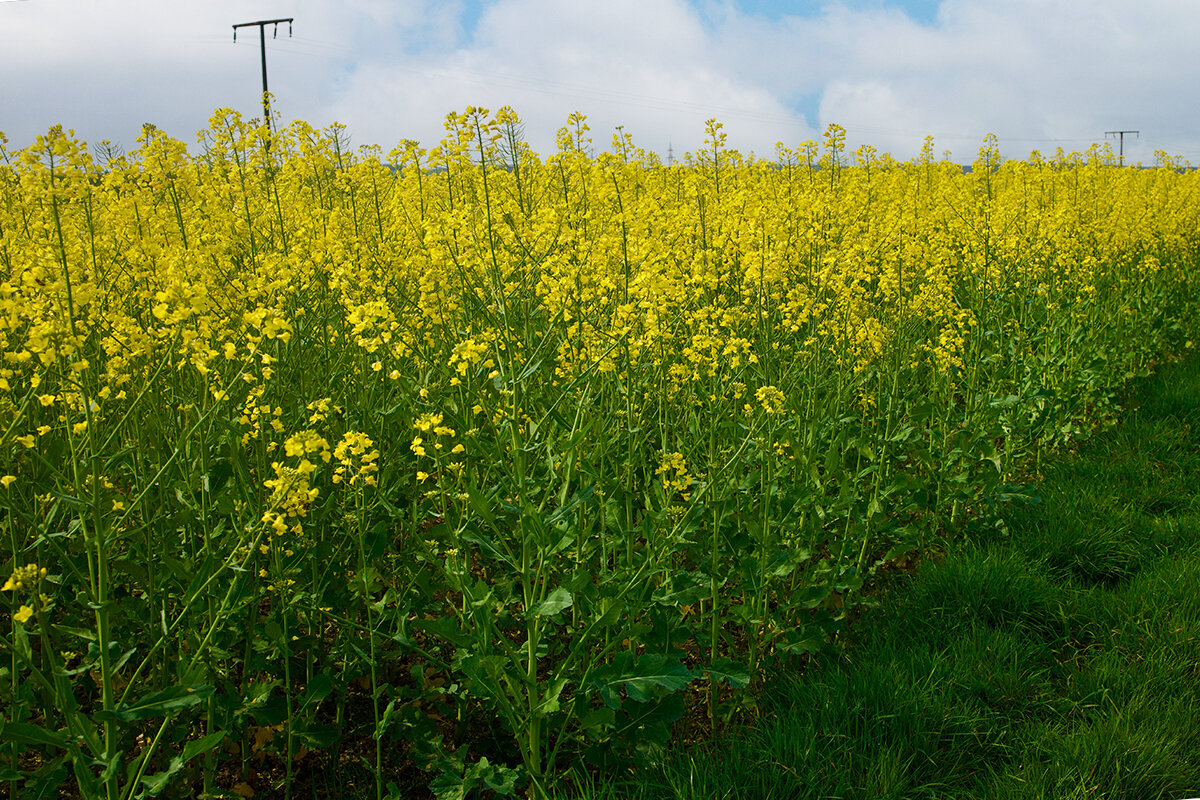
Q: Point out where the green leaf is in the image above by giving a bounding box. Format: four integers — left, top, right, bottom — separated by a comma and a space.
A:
95, 684, 213, 723
110, 558, 149, 585
594, 597, 625, 627
0, 721, 68, 748
414, 615, 472, 648
767, 548, 808, 578
534, 677, 568, 716
704, 657, 750, 688
528, 587, 573, 618
465, 485, 497, 526
516, 358, 543, 382
545, 483, 596, 526
577, 706, 616, 734
615, 692, 685, 744
777, 627, 826, 655
293, 722, 340, 748
460, 527, 515, 568
243, 678, 280, 710
611, 654, 693, 704
430, 770, 468, 800
140, 732, 225, 796
180, 731, 226, 764
652, 571, 710, 607
374, 699, 398, 740
48, 490, 89, 510
298, 673, 334, 713
48, 624, 96, 643
466, 756, 520, 796
71, 751, 101, 798
95, 748, 123, 783
13, 623, 32, 665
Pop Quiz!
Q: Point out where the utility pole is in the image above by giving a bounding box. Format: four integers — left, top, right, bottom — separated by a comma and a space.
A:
1104, 130, 1139, 166
233, 18, 293, 128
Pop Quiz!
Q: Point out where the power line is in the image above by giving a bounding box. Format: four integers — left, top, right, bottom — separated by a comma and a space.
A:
1105, 130, 1139, 166
232, 18, 294, 127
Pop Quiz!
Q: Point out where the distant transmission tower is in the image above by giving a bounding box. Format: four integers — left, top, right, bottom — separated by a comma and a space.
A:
1105, 130, 1139, 166
667, 142, 674, 166
233, 18, 294, 127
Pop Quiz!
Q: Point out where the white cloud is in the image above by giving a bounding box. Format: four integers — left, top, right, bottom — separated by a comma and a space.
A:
2, 0, 1199, 163
718, 0, 1200, 162
0, 0, 436, 148
320, 0, 812, 158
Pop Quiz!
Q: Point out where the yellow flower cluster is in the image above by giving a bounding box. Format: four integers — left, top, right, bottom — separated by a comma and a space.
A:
755, 385, 787, 415
1, 108, 1199, 796
449, 337, 489, 376
259, 430, 330, 536
333, 431, 379, 487
656, 451, 693, 496
261, 464, 318, 537
0, 107, 1196, 661
4, 564, 48, 624
3, 563, 45, 592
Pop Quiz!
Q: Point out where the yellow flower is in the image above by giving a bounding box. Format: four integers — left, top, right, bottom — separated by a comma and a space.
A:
0, 475, 14, 488
333, 431, 380, 486
37, 394, 56, 407
13, 605, 34, 624
656, 452, 693, 494
755, 385, 787, 415
414, 412, 443, 432
284, 430, 331, 462
3, 564, 44, 592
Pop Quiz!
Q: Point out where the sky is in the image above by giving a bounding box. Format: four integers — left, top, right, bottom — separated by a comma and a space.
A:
1, 0, 1196, 165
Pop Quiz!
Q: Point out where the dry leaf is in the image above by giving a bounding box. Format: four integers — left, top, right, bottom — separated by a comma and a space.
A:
251, 724, 279, 753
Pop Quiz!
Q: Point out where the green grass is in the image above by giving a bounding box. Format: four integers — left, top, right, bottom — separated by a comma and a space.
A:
564, 349, 1200, 800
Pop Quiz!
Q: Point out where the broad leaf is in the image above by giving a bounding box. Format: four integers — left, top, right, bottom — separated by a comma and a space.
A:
95, 684, 213, 723
528, 587, 573, 618
297, 674, 334, 713
600, 653, 693, 704
704, 657, 750, 688
140, 732, 226, 796
0, 721, 67, 748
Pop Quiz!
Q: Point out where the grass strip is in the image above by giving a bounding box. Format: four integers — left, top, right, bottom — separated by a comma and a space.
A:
572, 349, 1200, 800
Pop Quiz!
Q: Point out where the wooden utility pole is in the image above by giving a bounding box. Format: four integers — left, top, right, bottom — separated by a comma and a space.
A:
1105, 130, 1139, 166
233, 18, 294, 127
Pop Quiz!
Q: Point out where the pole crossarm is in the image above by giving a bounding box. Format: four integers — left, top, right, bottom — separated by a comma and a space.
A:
231, 17, 295, 32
